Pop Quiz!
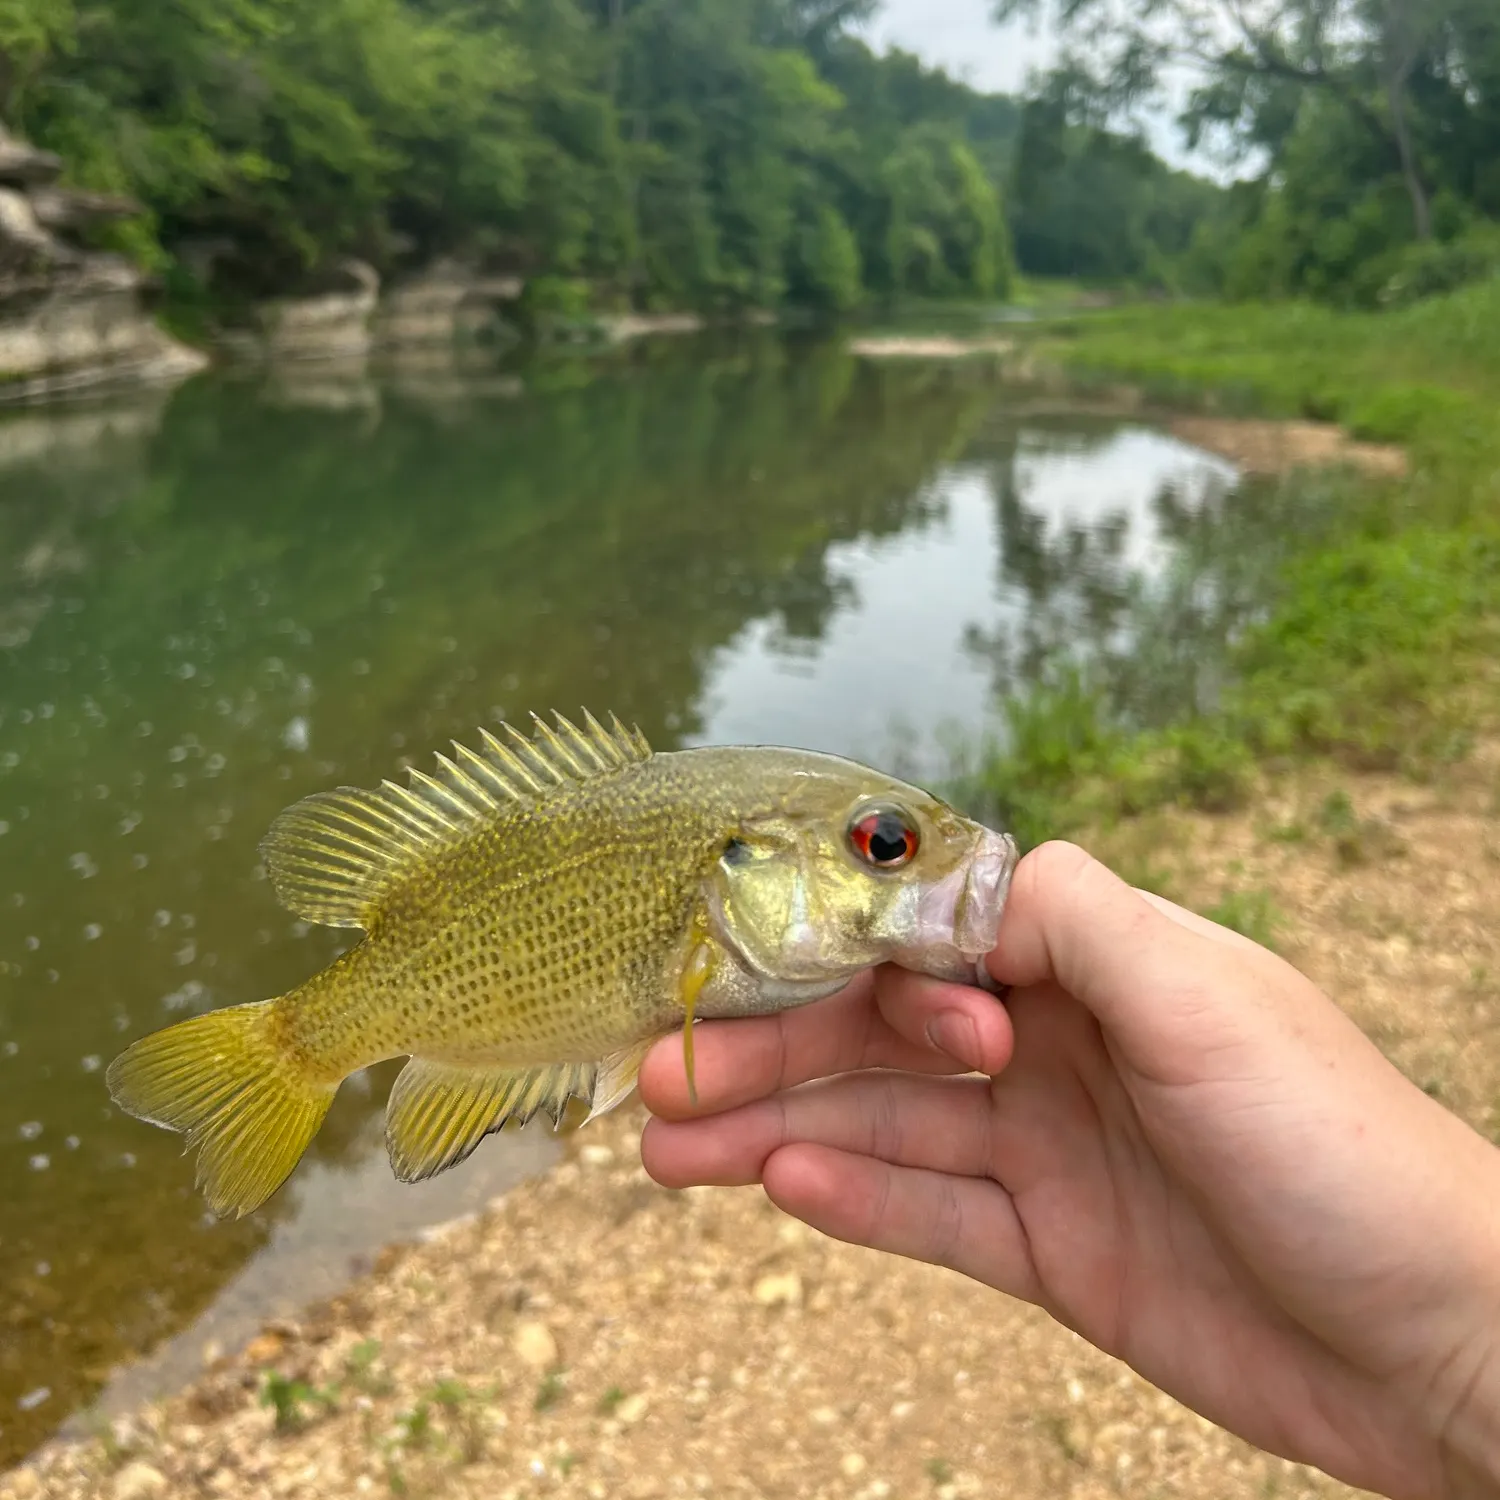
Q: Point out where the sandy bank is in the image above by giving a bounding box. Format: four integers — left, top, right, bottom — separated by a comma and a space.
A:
1166, 415, 1407, 479
847, 336, 1014, 360
848, 332, 1408, 478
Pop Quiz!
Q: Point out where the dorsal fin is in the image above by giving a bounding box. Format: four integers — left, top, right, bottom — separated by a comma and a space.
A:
259, 710, 651, 928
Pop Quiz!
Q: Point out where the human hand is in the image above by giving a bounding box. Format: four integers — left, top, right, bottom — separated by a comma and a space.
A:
639, 841, 1500, 1500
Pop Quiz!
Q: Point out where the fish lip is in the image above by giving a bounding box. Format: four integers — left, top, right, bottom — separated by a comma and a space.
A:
954, 828, 1020, 957
895, 826, 1019, 987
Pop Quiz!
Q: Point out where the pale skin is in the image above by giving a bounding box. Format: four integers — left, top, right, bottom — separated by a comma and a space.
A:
639, 840, 1500, 1500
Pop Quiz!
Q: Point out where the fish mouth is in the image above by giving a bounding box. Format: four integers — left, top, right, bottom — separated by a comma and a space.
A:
895, 827, 1019, 989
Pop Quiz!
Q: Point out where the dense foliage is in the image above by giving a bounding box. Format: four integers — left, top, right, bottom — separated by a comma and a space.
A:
0, 0, 1025, 311
1007, 72, 1225, 285
994, 0, 1500, 303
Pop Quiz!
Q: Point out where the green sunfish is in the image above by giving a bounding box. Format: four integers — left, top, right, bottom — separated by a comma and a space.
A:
107, 711, 1019, 1217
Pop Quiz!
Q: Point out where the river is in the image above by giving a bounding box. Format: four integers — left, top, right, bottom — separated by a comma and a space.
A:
0, 329, 1267, 1460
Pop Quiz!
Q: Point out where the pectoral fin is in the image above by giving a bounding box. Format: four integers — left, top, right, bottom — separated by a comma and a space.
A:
677, 941, 713, 1107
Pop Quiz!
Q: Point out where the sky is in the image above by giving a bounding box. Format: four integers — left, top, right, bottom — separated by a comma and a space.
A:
856, 0, 1214, 174
859, 0, 1055, 95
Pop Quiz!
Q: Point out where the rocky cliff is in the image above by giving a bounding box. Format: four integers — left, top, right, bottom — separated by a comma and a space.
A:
0, 128, 207, 403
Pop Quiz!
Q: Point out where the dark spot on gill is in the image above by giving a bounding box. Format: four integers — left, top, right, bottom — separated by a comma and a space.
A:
722, 836, 751, 867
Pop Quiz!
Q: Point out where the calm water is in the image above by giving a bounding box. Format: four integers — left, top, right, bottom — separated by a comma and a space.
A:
0, 333, 1273, 1459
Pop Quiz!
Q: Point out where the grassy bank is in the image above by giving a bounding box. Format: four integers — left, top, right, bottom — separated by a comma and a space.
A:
958, 280, 1500, 855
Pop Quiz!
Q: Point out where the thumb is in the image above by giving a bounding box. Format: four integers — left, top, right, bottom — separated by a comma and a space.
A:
985, 841, 1334, 1083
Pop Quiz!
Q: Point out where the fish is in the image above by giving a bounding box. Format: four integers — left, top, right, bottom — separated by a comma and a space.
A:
106, 710, 1019, 1219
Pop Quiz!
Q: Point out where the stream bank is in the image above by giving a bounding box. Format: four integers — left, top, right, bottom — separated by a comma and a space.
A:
5, 739, 1498, 1500
0, 127, 731, 406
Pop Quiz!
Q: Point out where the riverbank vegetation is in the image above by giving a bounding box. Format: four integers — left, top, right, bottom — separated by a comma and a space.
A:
997, 0, 1500, 306
2, 0, 1495, 316
2, 0, 1022, 314
962, 278, 1500, 851
0, 0, 1251, 321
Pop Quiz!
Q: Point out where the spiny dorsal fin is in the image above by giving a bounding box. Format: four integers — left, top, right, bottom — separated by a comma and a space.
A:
259, 709, 651, 928
385, 1056, 595, 1182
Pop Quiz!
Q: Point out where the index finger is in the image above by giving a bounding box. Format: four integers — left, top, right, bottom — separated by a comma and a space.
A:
638, 964, 1014, 1120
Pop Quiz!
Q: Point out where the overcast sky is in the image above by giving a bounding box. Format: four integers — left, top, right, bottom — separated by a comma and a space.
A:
856, 0, 1215, 174
859, 0, 1056, 96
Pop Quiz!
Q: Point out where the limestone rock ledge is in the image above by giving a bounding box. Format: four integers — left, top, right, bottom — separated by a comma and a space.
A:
216, 257, 524, 366
0, 127, 207, 404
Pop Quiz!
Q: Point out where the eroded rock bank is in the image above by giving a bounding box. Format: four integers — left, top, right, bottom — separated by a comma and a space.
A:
210, 258, 527, 367
0, 123, 716, 406
0, 129, 207, 403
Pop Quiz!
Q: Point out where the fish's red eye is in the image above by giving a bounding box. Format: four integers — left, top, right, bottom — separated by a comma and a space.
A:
848, 805, 918, 869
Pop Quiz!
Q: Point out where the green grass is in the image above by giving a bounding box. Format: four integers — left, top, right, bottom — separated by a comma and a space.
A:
344, 1338, 394, 1396
259, 1371, 338, 1434
534, 1370, 566, 1412
961, 281, 1500, 846
1201, 887, 1284, 950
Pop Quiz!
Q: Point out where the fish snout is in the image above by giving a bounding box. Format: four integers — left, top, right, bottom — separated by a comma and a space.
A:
956, 827, 1020, 957
895, 826, 1019, 987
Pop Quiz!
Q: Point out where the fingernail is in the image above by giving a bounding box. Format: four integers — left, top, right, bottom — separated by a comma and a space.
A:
926, 1013, 979, 1066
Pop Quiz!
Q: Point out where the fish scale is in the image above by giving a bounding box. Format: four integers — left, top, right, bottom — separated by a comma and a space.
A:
107, 709, 1018, 1219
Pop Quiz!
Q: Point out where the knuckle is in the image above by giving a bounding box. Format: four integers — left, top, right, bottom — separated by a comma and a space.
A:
925, 1176, 966, 1268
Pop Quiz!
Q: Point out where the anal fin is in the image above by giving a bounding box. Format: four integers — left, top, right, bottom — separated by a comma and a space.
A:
385, 1057, 592, 1184
583, 1041, 652, 1125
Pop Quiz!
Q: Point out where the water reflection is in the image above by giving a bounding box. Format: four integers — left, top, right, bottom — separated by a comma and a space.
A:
694, 419, 1242, 774
0, 335, 1261, 1460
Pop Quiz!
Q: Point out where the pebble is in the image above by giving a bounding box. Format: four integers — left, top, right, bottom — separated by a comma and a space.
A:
580, 1144, 615, 1167
839, 1453, 867, 1478
111, 1463, 167, 1500
511, 1320, 559, 1369
751, 1271, 802, 1307
615, 1393, 650, 1426
243, 1332, 285, 1364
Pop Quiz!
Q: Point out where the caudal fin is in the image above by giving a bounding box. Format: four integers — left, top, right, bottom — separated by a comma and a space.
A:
106, 1000, 337, 1218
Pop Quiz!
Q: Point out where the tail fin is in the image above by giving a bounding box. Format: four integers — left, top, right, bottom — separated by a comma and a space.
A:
106, 999, 337, 1218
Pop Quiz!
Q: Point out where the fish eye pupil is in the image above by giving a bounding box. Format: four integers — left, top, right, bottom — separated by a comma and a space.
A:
849, 807, 917, 868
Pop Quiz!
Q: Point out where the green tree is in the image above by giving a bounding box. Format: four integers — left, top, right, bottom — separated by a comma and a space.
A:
993, 0, 1500, 301
884, 123, 1012, 298
1010, 74, 1222, 285
792, 201, 864, 310
0, 0, 1031, 317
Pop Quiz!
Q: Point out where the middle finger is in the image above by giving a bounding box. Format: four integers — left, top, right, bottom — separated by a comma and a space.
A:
639, 966, 1014, 1121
